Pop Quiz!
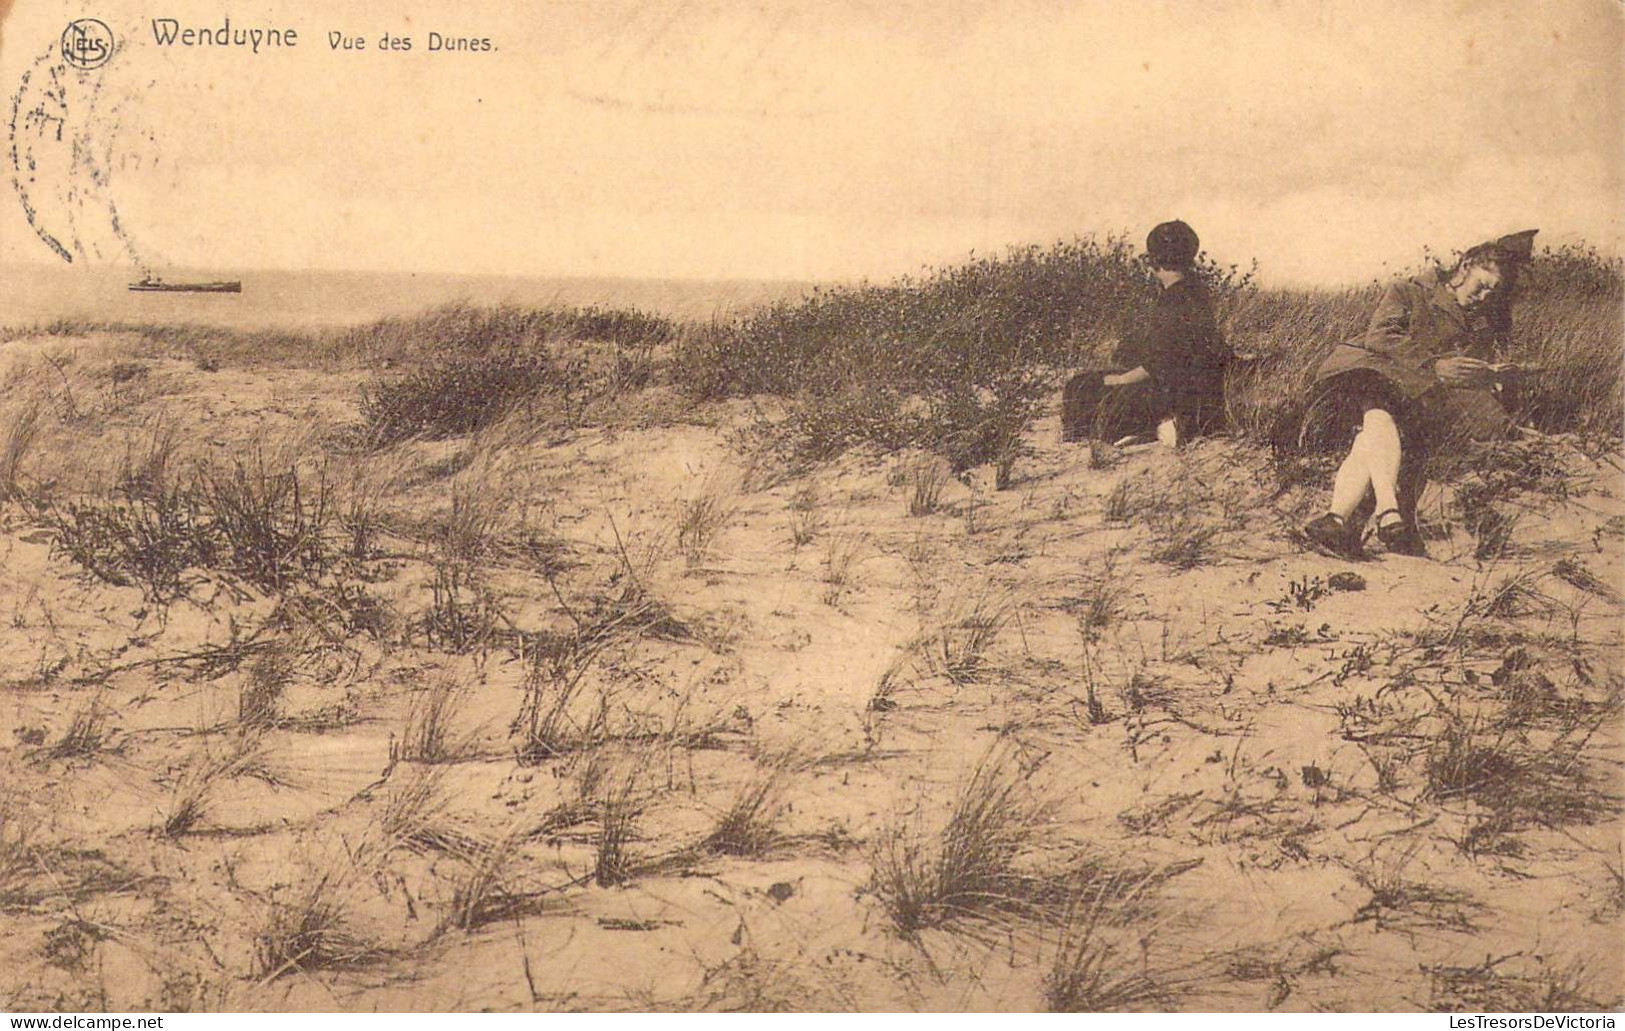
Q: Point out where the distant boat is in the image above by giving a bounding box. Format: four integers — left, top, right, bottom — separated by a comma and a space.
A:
128, 277, 242, 293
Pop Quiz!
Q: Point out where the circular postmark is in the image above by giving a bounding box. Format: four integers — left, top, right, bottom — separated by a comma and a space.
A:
61, 19, 116, 71
11, 32, 159, 266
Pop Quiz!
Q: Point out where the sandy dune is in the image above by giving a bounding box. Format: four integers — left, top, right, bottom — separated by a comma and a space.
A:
0, 329, 1619, 1012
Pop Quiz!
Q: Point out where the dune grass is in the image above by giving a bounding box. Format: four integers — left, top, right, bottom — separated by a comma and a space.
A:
702, 764, 791, 857
394, 675, 474, 765
5, 301, 674, 369
16, 241, 1610, 475
0, 401, 41, 501
869, 744, 1054, 936
48, 701, 113, 760
1044, 880, 1200, 1012
668, 238, 1618, 472
254, 867, 383, 978
922, 595, 1008, 685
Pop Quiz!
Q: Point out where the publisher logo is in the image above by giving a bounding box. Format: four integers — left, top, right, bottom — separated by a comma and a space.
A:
61, 18, 115, 70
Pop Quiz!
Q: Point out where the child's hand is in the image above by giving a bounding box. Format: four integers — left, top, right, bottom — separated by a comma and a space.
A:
1104, 367, 1151, 388
1435, 355, 1495, 387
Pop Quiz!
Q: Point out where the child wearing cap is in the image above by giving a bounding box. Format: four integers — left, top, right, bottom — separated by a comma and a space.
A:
1061, 220, 1232, 448
1300, 230, 1537, 559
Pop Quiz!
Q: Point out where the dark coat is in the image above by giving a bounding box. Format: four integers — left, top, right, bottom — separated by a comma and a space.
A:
1311, 269, 1511, 442
1314, 270, 1492, 401
1114, 275, 1231, 434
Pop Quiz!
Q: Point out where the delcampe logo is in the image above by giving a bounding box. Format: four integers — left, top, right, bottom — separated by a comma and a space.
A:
61, 18, 115, 70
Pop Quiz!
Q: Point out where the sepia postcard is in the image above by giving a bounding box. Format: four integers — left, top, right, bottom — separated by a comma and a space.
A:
0, 0, 1621, 1015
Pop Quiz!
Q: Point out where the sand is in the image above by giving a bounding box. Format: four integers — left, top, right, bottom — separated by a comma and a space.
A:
0, 327, 1619, 1012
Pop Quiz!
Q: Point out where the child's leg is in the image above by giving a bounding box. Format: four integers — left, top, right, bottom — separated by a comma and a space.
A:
1155, 417, 1178, 449
1359, 408, 1403, 522
1328, 434, 1373, 521
1395, 437, 1430, 529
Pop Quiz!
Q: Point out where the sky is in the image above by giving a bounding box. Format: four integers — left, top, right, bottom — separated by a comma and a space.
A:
1, 0, 1621, 285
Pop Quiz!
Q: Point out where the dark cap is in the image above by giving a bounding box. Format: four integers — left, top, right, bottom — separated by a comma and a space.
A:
1463, 228, 1539, 267
1146, 220, 1200, 269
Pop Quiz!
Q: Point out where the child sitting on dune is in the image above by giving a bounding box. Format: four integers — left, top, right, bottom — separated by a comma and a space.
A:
1062, 220, 1232, 448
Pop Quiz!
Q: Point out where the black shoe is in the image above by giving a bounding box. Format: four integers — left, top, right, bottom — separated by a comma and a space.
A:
1303, 513, 1362, 560
1375, 509, 1427, 557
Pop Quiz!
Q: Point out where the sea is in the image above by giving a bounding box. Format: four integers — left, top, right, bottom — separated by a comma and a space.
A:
0, 265, 818, 331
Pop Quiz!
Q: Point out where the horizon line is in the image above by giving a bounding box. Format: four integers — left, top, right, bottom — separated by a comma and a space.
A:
2, 230, 1619, 295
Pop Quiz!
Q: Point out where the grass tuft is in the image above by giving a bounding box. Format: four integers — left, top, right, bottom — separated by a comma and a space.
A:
394, 675, 473, 764
785, 482, 824, 548
923, 595, 1007, 685
595, 767, 644, 888
161, 738, 268, 837
39, 447, 337, 602
239, 650, 294, 729
1423, 709, 1616, 826
375, 764, 451, 856
905, 457, 950, 517
40, 484, 214, 604
254, 869, 381, 978
0, 798, 37, 907
202, 449, 333, 592
0, 400, 42, 501
820, 528, 865, 607
676, 472, 739, 568
1044, 877, 1195, 1012
48, 701, 112, 759
444, 823, 529, 932
1423, 954, 1617, 1012
702, 766, 789, 857
1071, 550, 1126, 639
870, 744, 1051, 936
416, 562, 506, 655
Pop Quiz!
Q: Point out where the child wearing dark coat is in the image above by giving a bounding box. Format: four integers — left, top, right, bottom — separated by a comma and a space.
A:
1062, 220, 1232, 447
